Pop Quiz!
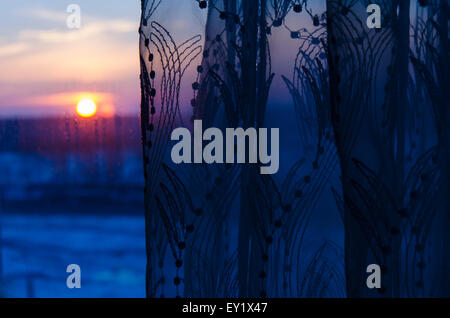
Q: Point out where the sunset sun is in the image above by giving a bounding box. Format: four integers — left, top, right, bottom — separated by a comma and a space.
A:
76, 98, 97, 118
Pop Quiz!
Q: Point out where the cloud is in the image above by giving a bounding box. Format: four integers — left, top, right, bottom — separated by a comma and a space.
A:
26, 8, 67, 23
16, 7, 136, 44
19, 19, 136, 43
0, 42, 30, 57
25, 91, 114, 107
0, 35, 138, 83
0, 13, 138, 83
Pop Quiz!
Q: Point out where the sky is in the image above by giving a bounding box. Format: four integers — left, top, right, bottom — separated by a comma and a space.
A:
0, 0, 325, 119
0, 0, 141, 118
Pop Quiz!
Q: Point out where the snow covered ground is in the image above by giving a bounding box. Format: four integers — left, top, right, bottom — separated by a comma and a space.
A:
0, 212, 146, 298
